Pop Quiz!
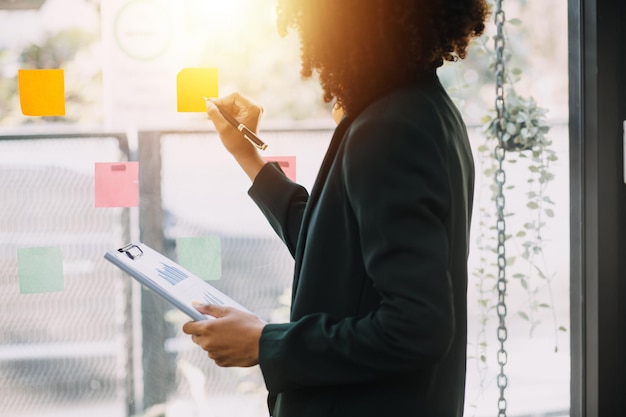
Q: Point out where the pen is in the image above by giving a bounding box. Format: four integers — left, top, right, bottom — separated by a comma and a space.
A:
203, 97, 268, 150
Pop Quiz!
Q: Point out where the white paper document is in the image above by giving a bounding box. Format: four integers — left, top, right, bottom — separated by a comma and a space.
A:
105, 242, 254, 321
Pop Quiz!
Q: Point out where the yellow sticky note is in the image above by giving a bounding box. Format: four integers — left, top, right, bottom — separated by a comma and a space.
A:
18, 69, 66, 116
176, 67, 219, 112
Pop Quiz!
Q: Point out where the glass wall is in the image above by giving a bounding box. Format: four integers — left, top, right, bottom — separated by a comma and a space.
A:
0, 1, 570, 416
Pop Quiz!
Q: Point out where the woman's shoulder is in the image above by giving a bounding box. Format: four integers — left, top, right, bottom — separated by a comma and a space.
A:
349, 74, 457, 137
364, 72, 454, 117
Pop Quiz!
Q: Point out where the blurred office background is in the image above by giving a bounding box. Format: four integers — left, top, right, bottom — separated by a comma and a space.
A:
0, 1, 571, 416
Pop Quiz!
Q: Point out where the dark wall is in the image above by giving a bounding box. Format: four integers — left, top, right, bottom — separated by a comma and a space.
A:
618, 0, 626, 415
569, 0, 626, 415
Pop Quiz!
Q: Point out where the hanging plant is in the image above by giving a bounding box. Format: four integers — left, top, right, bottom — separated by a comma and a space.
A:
476, 53, 563, 343
465, 2, 567, 412
482, 88, 551, 152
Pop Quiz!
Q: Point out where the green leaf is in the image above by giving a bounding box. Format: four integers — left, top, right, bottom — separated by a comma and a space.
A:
559, 326, 568, 332
545, 208, 555, 217
534, 265, 547, 279
527, 201, 539, 209
519, 312, 529, 321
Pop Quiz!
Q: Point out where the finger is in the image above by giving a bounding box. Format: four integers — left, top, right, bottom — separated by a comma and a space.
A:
182, 320, 201, 335
204, 98, 231, 131
192, 302, 229, 319
216, 93, 262, 123
213, 357, 230, 367
219, 92, 253, 114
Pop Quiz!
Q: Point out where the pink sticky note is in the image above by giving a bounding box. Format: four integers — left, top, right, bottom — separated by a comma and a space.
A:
95, 162, 139, 207
264, 156, 296, 182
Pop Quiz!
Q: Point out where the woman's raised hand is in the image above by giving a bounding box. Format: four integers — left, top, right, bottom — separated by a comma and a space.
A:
205, 92, 266, 181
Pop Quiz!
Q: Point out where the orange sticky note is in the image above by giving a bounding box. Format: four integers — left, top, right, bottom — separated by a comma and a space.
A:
176, 67, 219, 112
95, 162, 139, 208
18, 69, 66, 116
264, 156, 297, 182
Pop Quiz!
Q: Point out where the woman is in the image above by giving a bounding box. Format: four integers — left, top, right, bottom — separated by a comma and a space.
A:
183, 1, 488, 416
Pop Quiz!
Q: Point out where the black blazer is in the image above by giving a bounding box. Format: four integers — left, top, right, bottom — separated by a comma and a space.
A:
249, 71, 474, 417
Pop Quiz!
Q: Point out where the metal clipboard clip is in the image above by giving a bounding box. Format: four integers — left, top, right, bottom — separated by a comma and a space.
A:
118, 243, 144, 260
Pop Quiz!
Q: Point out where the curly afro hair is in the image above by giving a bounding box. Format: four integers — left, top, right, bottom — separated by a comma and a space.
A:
277, 0, 489, 114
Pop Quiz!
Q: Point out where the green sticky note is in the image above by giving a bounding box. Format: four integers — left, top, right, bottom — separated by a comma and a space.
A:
17, 247, 64, 293
176, 236, 221, 281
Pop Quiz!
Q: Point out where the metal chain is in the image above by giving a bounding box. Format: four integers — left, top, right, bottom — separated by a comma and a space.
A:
493, 1, 509, 416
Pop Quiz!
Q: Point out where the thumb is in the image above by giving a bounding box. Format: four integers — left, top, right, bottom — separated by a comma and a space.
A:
203, 97, 226, 126
192, 302, 228, 318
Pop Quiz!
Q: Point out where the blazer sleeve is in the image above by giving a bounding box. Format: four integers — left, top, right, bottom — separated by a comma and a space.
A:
258, 116, 456, 393
248, 162, 310, 257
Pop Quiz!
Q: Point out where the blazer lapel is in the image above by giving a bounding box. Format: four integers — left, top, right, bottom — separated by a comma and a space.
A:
291, 115, 354, 294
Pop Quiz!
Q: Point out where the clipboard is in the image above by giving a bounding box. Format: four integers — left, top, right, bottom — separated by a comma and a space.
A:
105, 242, 254, 321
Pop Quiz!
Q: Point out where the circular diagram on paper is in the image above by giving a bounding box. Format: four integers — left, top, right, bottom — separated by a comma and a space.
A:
114, 0, 173, 61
